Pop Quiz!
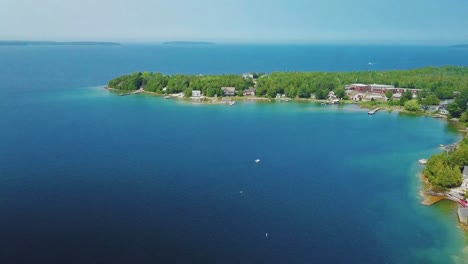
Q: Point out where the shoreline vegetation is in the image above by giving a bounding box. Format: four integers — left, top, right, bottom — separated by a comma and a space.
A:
107, 66, 468, 231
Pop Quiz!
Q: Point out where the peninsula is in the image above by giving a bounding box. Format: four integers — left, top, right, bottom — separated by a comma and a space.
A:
107, 66, 468, 121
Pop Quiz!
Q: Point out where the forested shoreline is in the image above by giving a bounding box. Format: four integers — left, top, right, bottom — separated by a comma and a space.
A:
108, 66, 468, 120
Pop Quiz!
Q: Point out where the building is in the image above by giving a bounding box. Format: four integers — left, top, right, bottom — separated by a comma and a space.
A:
222, 87, 236, 96
352, 93, 365, 101
192, 90, 201, 97
349, 84, 371, 93
458, 207, 468, 225
242, 73, 254, 79
366, 94, 385, 101
463, 166, 468, 180
347, 84, 421, 95
439, 99, 455, 109
369, 84, 395, 93
392, 93, 402, 99
243, 88, 256, 96
439, 109, 449, 115
328, 91, 336, 99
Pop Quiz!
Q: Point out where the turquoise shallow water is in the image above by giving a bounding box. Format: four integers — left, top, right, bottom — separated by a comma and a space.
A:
0, 45, 467, 263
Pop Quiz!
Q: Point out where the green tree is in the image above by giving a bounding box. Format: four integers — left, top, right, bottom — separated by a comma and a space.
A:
422, 94, 440, 105
447, 103, 462, 118
404, 99, 421, 112
334, 87, 346, 99
385, 90, 393, 100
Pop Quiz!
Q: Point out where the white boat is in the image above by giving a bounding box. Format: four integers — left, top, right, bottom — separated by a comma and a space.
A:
229, 101, 236, 106
164, 95, 171, 99
255, 159, 260, 163
265, 233, 268, 238
418, 159, 427, 165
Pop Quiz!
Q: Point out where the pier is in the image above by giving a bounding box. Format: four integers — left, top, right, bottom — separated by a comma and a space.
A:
119, 88, 144, 96
368, 108, 380, 115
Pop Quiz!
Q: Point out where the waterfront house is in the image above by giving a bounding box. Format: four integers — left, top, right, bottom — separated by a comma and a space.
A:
463, 166, 468, 180
392, 93, 402, 99
352, 93, 365, 101
192, 90, 201, 97
366, 94, 385, 101
439, 99, 455, 109
439, 109, 449, 115
328, 91, 336, 99
191, 90, 202, 101
459, 207, 468, 225
429, 105, 440, 112
222, 87, 236, 96
243, 88, 256, 96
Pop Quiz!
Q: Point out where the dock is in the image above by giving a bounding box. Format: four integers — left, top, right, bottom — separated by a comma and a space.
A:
368, 108, 380, 115
119, 88, 144, 96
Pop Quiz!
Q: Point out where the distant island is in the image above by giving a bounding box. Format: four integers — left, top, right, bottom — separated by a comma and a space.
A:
162, 41, 215, 46
0, 41, 121, 46
451, 44, 468, 49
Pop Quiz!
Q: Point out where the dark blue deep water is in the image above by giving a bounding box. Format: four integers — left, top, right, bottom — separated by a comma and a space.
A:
1, 44, 468, 263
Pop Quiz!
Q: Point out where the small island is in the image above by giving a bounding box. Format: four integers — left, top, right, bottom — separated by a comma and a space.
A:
0, 41, 121, 46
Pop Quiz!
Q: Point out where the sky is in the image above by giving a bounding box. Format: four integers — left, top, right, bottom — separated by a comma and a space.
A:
0, 0, 467, 44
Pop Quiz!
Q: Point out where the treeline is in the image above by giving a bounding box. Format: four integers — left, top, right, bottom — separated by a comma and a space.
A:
424, 138, 468, 189
108, 72, 253, 97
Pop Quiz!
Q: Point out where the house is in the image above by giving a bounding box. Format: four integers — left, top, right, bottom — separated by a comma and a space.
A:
439, 109, 449, 115
458, 207, 468, 225
222, 87, 236, 96
242, 73, 254, 79
191, 90, 201, 99
392, 93, 402, 99
429, 105, 440, 112
353, 93, 365, 101
243, 88, 256, 96
328, 91, 336, 99
439, 99, 455, 109
366, 94, 385, 101
463, 166, 468, 180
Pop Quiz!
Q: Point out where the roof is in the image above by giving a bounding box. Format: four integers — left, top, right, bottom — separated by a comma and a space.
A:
463, 166, 468, 178
350, 84, 369, 87
244, 88, 256, 92
222, 87, 236, 91
370, 84, 395, 88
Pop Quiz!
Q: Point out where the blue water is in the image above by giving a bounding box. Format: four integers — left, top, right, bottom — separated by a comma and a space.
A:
1, 45, 467, 263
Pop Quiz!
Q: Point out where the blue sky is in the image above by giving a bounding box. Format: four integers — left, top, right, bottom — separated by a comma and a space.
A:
1, 0, 467, 44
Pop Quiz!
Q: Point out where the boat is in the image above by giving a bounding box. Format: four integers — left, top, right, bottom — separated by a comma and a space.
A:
265, 233, 268, 238
439, 144, 445, 147
229, 101, 236, 106
254, 159, 260, 163
164, 95, 171, 99
418, 159, 427, 165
